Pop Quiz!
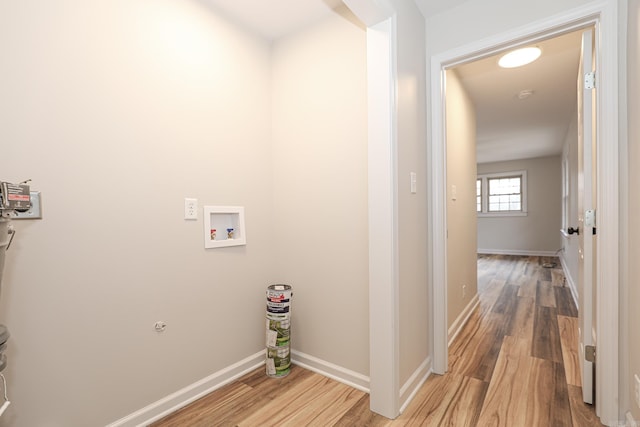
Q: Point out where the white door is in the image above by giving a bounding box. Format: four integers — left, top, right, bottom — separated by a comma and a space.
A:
577, 27, 597, 405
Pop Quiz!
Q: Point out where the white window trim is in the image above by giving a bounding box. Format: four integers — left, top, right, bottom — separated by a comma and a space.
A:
561, 154, 570, 237
477, 170, 527, 217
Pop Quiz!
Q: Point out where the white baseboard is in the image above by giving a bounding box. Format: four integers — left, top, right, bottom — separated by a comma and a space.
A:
448, 294, 480, 347
477, 249, 557, 257
399, 357, 432, 413
106, 350, 265, 427
107, 349, 370, 426
290, 349, 370, 393
107, 349, 395, 426
558, 254, 579, 310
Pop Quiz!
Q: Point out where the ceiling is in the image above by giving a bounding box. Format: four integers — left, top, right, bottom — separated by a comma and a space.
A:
201, 0, 582, 164
202, 0, 463, 39
413, 0, 469, 17
455, 30, 582, 163
202, 0, 343, 40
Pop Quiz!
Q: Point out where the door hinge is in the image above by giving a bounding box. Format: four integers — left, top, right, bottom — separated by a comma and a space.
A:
585, 209, 596, 227
585, 209, 596, 235
586, 345, 596, 363
585, 71, 596, 90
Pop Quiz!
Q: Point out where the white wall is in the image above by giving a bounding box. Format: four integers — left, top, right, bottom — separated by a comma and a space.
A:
0, 2, 372, 425
477, 157, 562, 254
0, 1, 275, 425
393, 0, 429, 392
271, 10, 369, 375
445, 70, 478, 328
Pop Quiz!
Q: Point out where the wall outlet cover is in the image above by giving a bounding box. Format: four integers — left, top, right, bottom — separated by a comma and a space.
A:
13, 191, 42, 220
184, 198, 198, 220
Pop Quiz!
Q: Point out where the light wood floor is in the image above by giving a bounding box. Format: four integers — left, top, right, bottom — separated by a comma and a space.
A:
152, 255, 602, 427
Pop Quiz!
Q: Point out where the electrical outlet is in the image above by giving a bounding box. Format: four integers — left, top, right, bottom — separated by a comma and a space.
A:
184, 198, 198, 220
154, 321, 167, 333
13, 191, 42, 220
635, 374, 640, 408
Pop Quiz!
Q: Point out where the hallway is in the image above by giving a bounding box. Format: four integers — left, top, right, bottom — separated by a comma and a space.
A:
409, 254, 601, 426
152, 255, 602, 426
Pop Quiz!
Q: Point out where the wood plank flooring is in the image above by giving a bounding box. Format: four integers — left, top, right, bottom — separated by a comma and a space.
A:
151, 255, 602, 427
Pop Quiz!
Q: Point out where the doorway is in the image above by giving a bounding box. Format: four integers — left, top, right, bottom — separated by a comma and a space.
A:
444, 27, 583, 347
429, 4, 620, 424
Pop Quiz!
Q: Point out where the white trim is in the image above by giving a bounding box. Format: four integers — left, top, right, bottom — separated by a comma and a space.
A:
108, 349, 375, 427
559, 254, 580, 310
592, 1, 619, 423
430, 3, 609, 70
290, 350, 370, 393
105, 350, 265, 427
429, 1, 619, 422
448, 294, 480, 346
478, 170, 526, 178
346, 0, 400, 418
365, 13, 400, 419
398, 358, 432, 413
618, 0, 629, 417
477, 249, 558, 257
429, 44, 448, 376
478, 212, 528, 218
562, 152, 570, 232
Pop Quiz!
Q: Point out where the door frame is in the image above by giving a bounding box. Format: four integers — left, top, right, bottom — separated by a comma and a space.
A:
343, 0, 400, 418
429, 1, 619, 423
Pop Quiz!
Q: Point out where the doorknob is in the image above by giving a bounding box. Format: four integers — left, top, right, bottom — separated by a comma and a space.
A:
567, 227, 580, 235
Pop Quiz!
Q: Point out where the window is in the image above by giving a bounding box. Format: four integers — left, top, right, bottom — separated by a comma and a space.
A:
477, 170, 527, 217
488, 176, 522, 212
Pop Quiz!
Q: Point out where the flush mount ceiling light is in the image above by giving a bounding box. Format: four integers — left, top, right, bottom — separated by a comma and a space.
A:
498, 47, 542, 68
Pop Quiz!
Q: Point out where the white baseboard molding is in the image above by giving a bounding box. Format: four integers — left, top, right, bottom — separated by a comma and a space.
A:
107, 349, 371, 427
106, 350, 265, 427
448, 294, 480, 347
291, 349, 370, 393
477, 249, 557, 257
627, 411, 638, 427
558, 255, 579, 310
399, 357, 432, 414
